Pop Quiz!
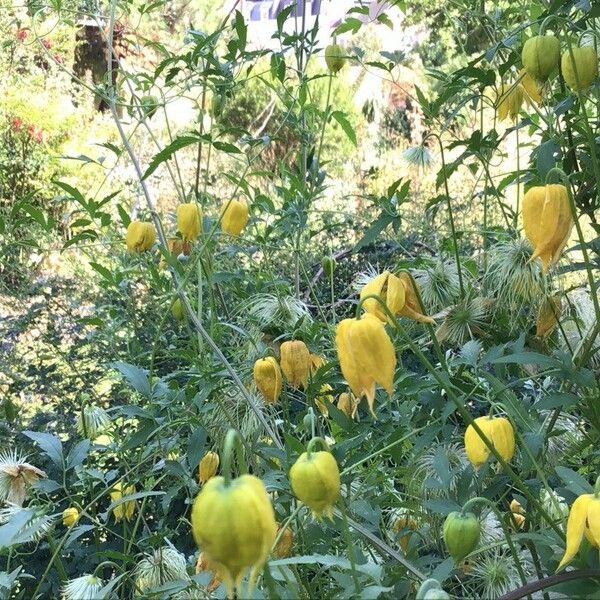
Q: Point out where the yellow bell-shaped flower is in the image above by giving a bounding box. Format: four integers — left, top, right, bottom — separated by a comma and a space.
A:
398, 272, 435, 324
126, 220, 156, 252
464, 415, 515, 468
519, 69, 543, 104
496, 82, 525, 122
561, 46, 599, 91
253, 357, 282, 403
521, 35, 560, 82
221, 199, 249, 237
335, 314, 396, 416
522, 184, 573, 272
199, 451, 220, 484
536, 295, 561, 338
177, 202, 202, 241
279, 340, 311, 389
337, 392, 359, 419
110, 482, 136, 522
289, 449, 340, 519
558, 488, 600, 570
360, 271, 406, 323
191, 474, 277, 598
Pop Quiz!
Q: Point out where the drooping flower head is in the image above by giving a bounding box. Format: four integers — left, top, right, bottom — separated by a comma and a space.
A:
253, 357, 282, 403
221, 199, 249, 237
279, 340, 311, 389
126, 221, 156, 252
191, 474, 277, 597
464, 415, 515, 468
335, 313, 396, 416
177, 202, 202, 241
558, 482, 600, 570
522, 184, 573, 272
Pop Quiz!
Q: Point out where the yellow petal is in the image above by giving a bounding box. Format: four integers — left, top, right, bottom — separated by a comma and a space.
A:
464, 416, 494, 468
490, 417, 515, 462
558, 494, 593, 570
585, 497, 600, 548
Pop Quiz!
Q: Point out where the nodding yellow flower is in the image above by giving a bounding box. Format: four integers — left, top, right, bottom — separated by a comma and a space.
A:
221, 199, 249, 236
199, 451, 220, 484
360, 271, 406, 323
62, 507, 79, 527
110, 482, 136, 522
126, 221, 156, 252
191, 474, 277, 598
522, 184, 573, 272
561, 46, 599, 91
274, 523, 294, 558
392, 512, 417, 553
536, 295, 562, 338
496, 82, 525, 122
510, 499, 524, 515
309, 353, 326, 374
176, 202, 202, 241
289, 450, 340, 519
337, 392, 359, 419
511, 512, 526, 530
253, 357, 282, 404
398, 272, 435, 324
557, 489, 600, 570
315, 384, 334, 416
519, 69, 543, 104
464, 415, 515, 468
521, 35, 560, 82
279, 340, 311, 389
335, 314, 396, 416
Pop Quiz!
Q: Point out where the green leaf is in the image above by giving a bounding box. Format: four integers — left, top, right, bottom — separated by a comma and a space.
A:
353, 212, 395, 252
212, 140, 242, 154
22, 431, 63, 467
331, 111, 357, 146
142, 135, 199, 180
111, 361, 152, 397
187, 427, 207, 469
555, 466, 593, 495
234, 10, 247, 54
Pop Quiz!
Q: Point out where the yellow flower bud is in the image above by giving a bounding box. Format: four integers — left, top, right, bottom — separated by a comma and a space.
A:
289, 450, 340, 519
126, 220, 156, 252
62, 507, 79, 527
110, 482, 136, 522
337, 392, 358, 419
464, 415, 515, 468
398, 272, 434, 324
171, 298, 185, 321
521, 35, 560, 81
199, 451, 220, 484
536, 295, 561, 338
325, 44, 345, 73
335, 314, 396, 416
221, 199, 249, 237
496, 82, 524, 122
279, 340, 311, 389
360, 271, 406, 323
254, 357, 282, 403
522, 184, 573, 272
191, 474, 277, 597
561, 46, 599, 91
176, 202, 202, 241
